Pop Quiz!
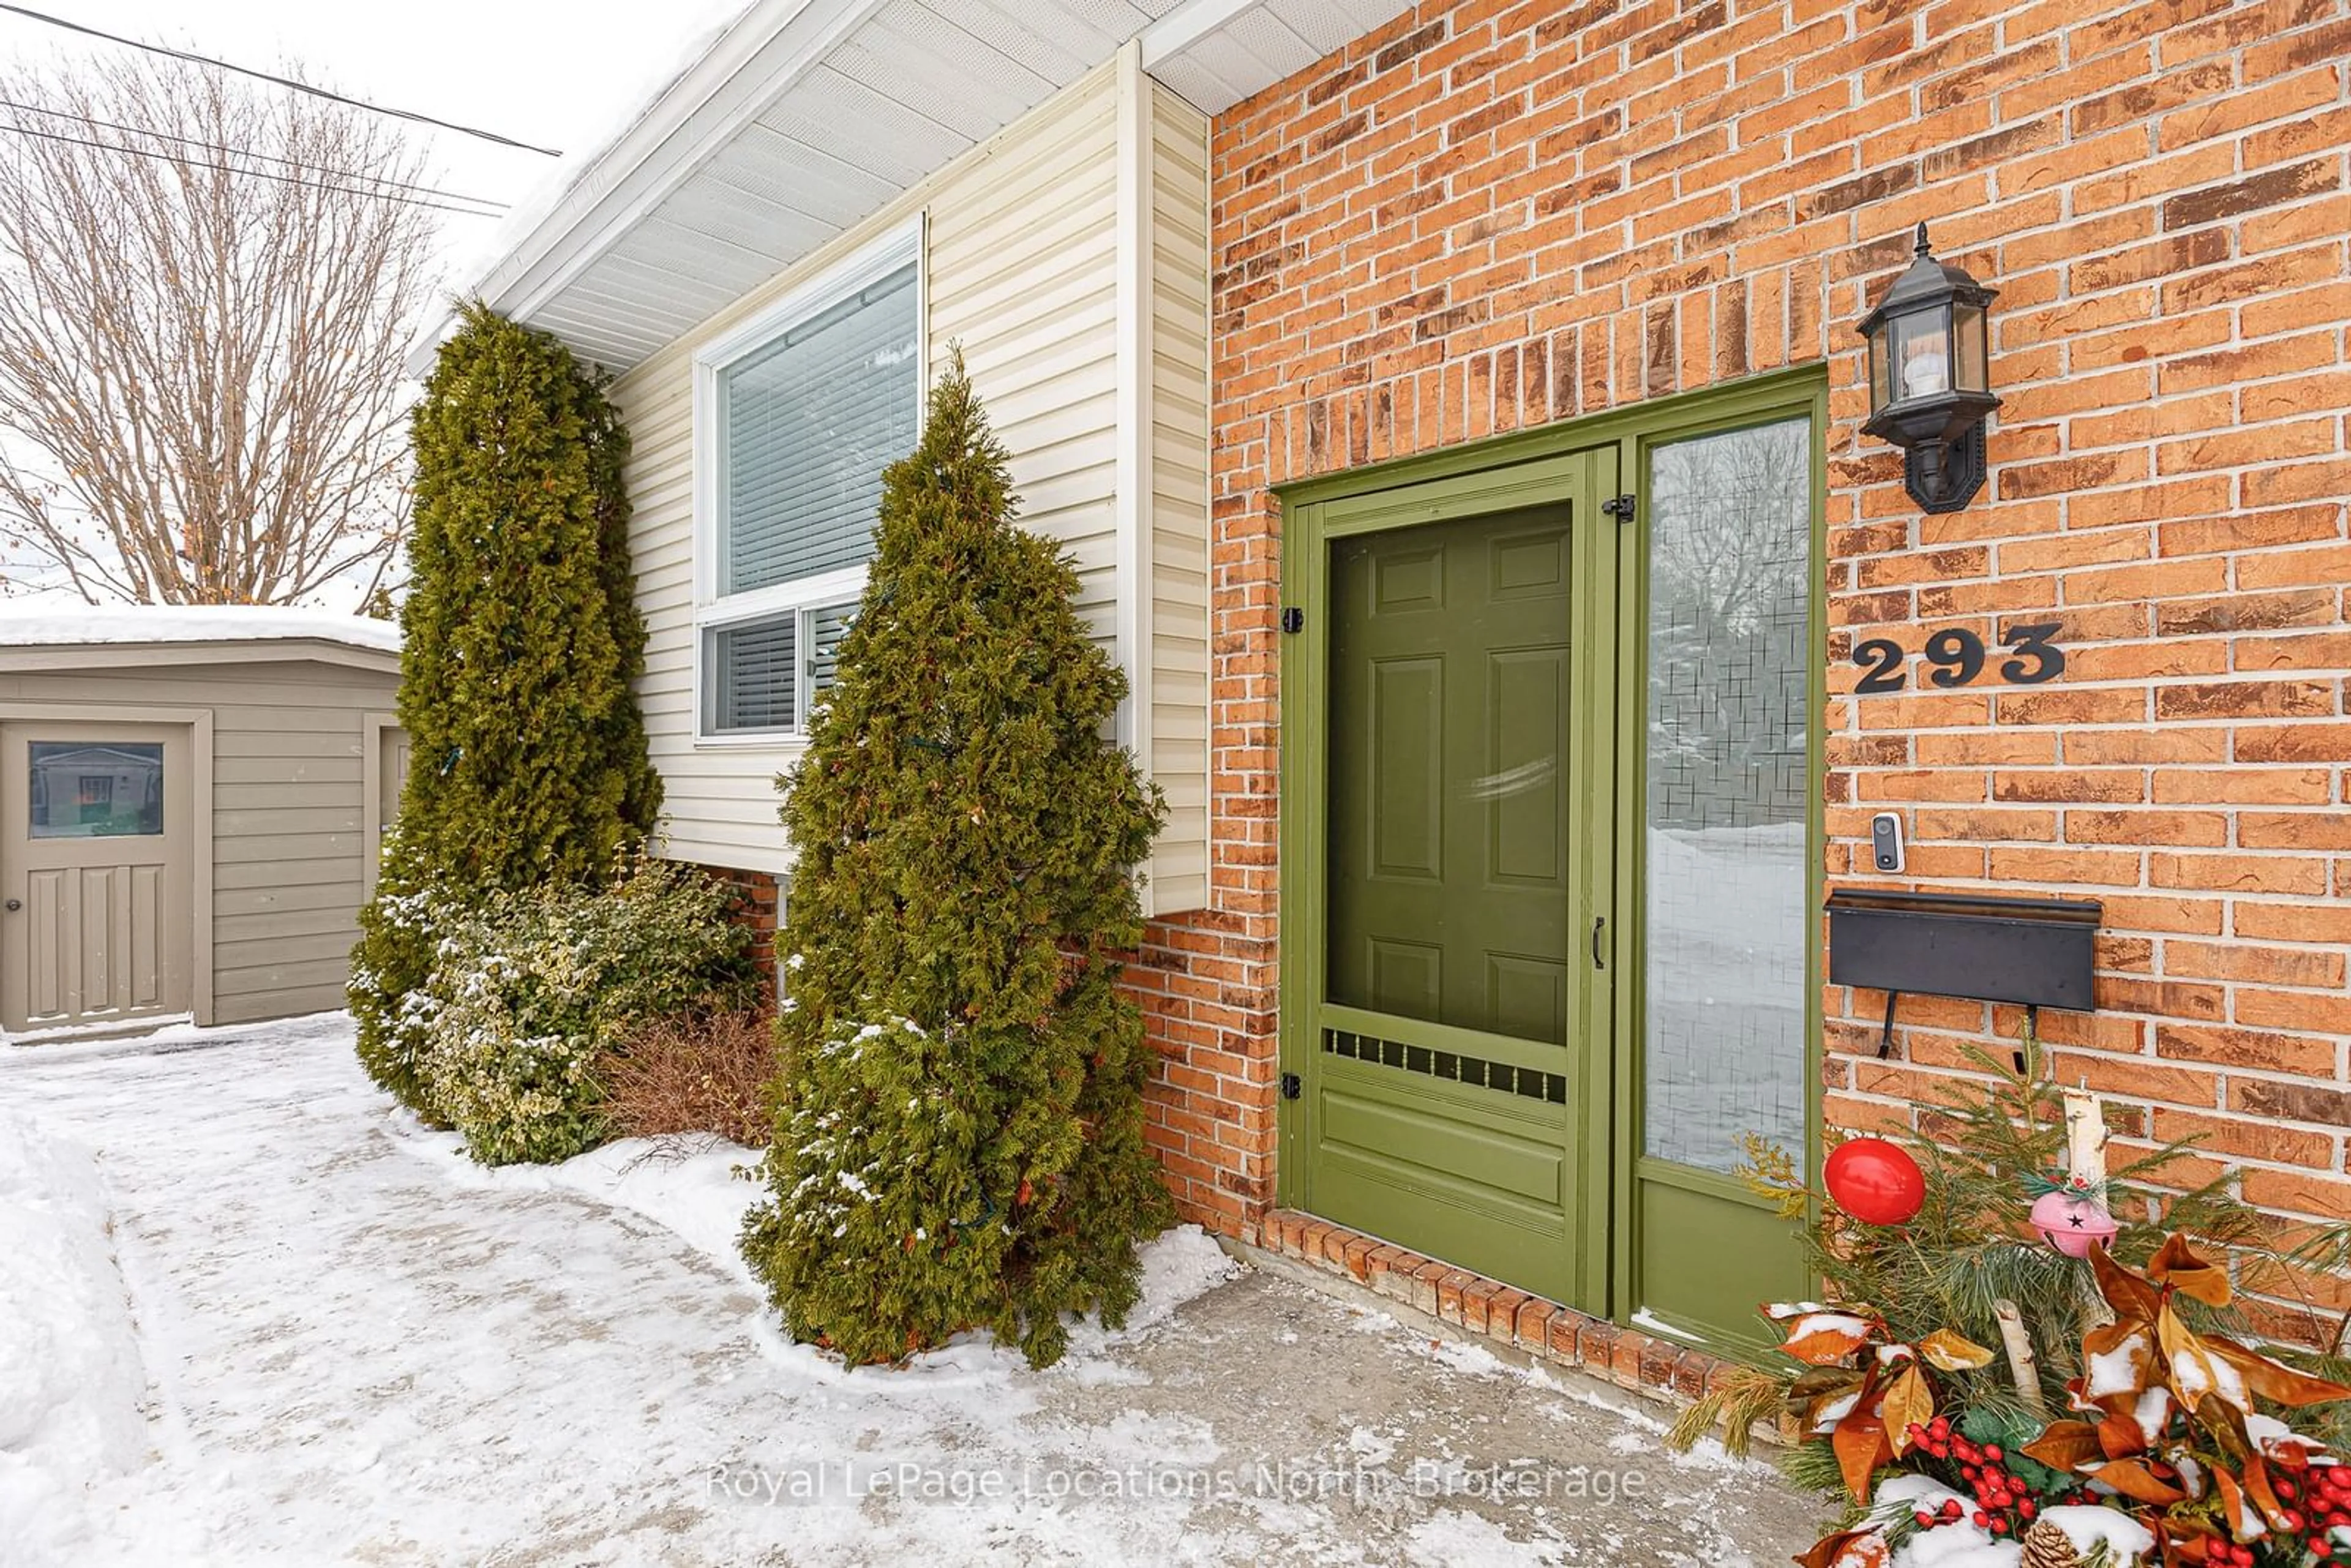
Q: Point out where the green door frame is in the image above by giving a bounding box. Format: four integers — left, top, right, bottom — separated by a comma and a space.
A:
1275, 364, 1831, 1345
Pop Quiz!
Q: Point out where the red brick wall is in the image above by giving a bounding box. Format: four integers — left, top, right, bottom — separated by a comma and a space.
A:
705, 864, 781, 1010
1161, 0, 2351, 1317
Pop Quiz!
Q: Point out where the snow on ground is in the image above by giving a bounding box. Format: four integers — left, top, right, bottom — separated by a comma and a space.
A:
0, 1108, 151, 1564
0, 1014, 1820, 1566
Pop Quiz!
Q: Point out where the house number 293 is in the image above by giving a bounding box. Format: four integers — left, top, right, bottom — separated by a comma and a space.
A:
1851, 622, 2066, 694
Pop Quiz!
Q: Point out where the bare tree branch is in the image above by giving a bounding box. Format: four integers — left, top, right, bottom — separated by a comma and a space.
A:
0, 53, 435, 604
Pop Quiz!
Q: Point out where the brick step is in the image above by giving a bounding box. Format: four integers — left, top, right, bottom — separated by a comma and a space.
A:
1261, 1207, 1758, 1417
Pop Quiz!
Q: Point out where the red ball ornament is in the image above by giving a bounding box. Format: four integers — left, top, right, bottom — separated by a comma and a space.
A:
1824, 1138, 1925, 1226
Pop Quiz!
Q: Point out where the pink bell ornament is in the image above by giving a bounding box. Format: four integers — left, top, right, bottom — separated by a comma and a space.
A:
2030, 1185, 2118, 1258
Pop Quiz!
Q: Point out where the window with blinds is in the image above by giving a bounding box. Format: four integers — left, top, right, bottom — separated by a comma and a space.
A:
700, 598, 861, 735
718, 263, 918, 596
699, 247, 918, 738
705, 615, 797, 734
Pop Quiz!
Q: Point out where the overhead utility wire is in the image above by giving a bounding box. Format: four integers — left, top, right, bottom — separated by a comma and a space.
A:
0, 2, 563, 156
0, 97, 511, 209
0, 121, 510, 217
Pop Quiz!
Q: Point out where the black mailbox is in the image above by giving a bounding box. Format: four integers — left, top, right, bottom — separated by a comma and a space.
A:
1826, 889, 2102, 1057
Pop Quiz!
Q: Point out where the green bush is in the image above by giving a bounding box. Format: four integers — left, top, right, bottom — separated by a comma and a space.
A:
353, 301, 659, 1117
739, 352, 1171, 1370
418, 855, 756, 1166
345, 834, 452, 1117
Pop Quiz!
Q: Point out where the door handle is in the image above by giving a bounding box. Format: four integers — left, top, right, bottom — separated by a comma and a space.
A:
1590, 915, 1606, 969
3, 899, 18, 912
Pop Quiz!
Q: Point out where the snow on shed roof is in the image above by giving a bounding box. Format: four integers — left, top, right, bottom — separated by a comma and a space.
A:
0, 604, 401, 655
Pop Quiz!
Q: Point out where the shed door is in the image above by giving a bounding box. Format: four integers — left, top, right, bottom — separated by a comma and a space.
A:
0, 721, 195, 1033
365, 722, 410, 900
381, 726, 410, 822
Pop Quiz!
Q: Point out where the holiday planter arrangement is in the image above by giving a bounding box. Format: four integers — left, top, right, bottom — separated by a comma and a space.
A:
1676, 1037, 2351, 1568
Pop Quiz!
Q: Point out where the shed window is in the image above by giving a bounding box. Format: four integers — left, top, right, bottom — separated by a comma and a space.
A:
696, 234, 918, 740
29, 741, 163, 837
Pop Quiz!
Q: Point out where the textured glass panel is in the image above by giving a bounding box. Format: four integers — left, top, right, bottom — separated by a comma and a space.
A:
706, 614, 797, 735
29, 741, 163, 838
719, 263, 917, 595
1643, 418, 1811, 1173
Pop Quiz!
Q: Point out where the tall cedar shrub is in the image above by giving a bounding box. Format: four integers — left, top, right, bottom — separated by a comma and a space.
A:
740, 353, 1171, 1370
350, 302, 661, 1116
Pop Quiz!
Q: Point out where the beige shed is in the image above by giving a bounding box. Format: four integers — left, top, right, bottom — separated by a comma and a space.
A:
0, 606, 405, 1038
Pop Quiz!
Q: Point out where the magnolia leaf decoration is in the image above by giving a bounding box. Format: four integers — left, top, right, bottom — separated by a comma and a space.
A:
2146, 1233, 2232, 1307
2206, 1334, 2351, 1408
2210, 1465, 2253, 1540
1831, 1404, 1892, 1505
1763, 1305, 2008, 1501
1915, 1329, 1996, 1373
2019, 1232, 2351, 1552
2020, 1419, 2105, 1472
1791, 1366, 1869, 1438
1796, 1529, 1890, 1568
1773, 1307, 1880, 1367
2090, 1242, 2164, 1323
2083, 1457, 2186, 1506
1880, 1365, 1934, 1457
2159, 1302, 2237, 1415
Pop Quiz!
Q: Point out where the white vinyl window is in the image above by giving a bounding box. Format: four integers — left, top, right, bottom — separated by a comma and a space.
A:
693, 224, 921, 741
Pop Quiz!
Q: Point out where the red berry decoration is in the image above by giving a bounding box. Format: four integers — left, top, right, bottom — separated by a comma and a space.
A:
1823, 1138, 1927, 1226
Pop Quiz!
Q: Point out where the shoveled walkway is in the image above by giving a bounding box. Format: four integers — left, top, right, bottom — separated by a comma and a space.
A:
1, 1016, 1821, 1566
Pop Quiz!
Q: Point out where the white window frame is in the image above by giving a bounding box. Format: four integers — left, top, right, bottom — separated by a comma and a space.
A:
691, 217, 924, 746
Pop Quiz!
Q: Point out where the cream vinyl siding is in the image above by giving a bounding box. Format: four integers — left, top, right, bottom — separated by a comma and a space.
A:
0, 651, 402, 1026
928, 64, 1120, 647
1144, 79, 1211, 913
607, 53, 1212, 913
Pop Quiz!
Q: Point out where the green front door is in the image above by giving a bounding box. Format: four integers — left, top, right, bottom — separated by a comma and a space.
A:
1279, 372, 1825, 1354
1285, 450, 1618, 1310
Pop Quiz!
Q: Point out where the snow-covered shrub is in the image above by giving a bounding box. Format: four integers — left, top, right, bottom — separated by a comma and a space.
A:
418, 855, 756, 1166
738, 355, 1169, 1370
350, 303, 659, 1120
348, 831, 455, 1120
600, 1009, 776, 1148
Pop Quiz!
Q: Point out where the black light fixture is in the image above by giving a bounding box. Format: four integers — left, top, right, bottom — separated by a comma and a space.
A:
1857, 222, 2000, 513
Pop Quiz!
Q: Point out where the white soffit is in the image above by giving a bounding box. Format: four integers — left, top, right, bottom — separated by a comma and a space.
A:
429, 0, 1416, 376
1142, 0, 1414, 114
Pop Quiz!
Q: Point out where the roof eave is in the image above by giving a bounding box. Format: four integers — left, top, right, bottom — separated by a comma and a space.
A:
0, 638, 403, 676
404, 0, 890, 379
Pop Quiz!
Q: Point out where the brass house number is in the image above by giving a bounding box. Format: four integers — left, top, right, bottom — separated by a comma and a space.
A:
1850, 622, 2066, 694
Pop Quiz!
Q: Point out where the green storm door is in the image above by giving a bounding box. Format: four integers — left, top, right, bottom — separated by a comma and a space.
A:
1297, 451, 1617, 1311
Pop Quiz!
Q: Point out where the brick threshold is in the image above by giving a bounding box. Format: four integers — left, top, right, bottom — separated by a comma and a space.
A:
1261, 1207, 1750, 1412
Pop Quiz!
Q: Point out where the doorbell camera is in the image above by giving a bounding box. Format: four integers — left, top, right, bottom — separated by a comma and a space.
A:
1869, 812, 1905, 874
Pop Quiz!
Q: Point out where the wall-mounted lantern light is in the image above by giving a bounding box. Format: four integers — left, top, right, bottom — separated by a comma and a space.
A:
1857, 222, 2000, 513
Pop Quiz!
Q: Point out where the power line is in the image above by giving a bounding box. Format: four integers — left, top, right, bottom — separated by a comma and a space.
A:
0, 120, 508, 217
0, 97, 511, 210
0, 2, 562, 157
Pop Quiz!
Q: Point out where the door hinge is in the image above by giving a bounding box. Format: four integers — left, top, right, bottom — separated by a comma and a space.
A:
1280, 606, 1305, 634
1279, 1071, 1302, 1101
1602, 493, 1637, 522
